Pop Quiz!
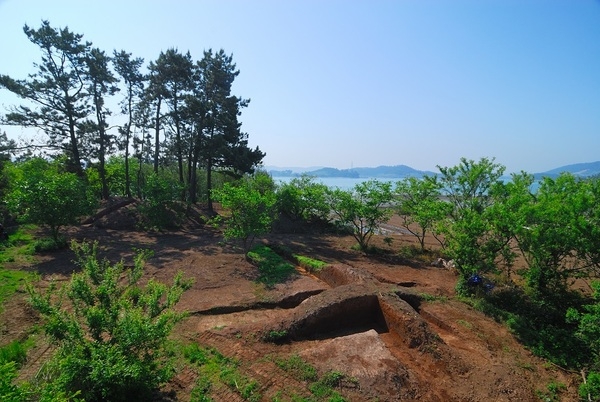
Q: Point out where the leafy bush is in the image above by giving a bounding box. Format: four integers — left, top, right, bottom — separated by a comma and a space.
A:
580, 371, 600, 401
33, 236, 68, 252
137, 172, 185, 230
214, 175, 277, 251
394, 176, 449, 250
276, 175, 330, 223
0, 361, 28, 402
436, 157, 511, 283
28, 241, 192, 401
7, 158, 97, 240
263, 330, 289, 343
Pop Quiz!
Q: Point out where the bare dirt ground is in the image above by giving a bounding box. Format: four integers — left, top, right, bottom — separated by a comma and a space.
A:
0, 205, 581, 401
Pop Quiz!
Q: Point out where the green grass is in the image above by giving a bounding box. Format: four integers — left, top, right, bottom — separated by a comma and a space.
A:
293, 255, 327, 272
183, 343, 261, 402
0, 339, 30, 366
0, 225, 39, 313
0, 269, 31, 310
274, 354, 317, 382
247, 245, 296, 287
0, 224, 37, 263
419, 292, 448, 302
273, 354, 351, 401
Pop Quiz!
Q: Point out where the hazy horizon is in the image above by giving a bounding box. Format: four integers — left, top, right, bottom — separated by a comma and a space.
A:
264, 159, 600, 175
1, 0, 599, 175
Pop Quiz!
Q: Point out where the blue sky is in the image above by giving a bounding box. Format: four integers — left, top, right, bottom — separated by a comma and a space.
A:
0, 0, 599, 174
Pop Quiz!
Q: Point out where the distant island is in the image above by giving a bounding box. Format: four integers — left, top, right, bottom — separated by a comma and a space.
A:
268, 164, 435, 179
533, 161, 600, 179
267, 161, 600, 180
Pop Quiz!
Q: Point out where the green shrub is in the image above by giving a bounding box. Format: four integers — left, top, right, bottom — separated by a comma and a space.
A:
580, 371, 600, 401
7, 158, 97, 241
263, 330, 288, 343
33, 236, 68, 253
28, 241, 192, 401
276, 175, 330, 223
327, 180, 394, 252
0, 361, 29, 402
137, 172, 184, 230
213, 176, 277, 252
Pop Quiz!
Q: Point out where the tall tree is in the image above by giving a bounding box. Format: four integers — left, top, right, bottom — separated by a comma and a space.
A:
158, 49, 194, 194
113, 50, 145, 198
196, 49, 264, 211
180, 94, 206, 203
0, 21, 91, 175
84, 48, 119, 199
145, 57, 167, 174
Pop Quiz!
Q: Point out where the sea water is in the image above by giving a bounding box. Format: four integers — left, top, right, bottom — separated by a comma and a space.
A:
274, 176, 398, 190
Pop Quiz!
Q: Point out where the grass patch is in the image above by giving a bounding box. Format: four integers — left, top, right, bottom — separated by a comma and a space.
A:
0, 225, 40, 313
0, 339, 31, 366
274, 354, 317, 382
0, 269, 30, 307
263, 330, 289, 344
293, 255, 327, 272
0, 225, 37, 263
247, 245, 296, 288
273, 354, 353, 401
419, 292, 448, 302
397, 245, 444, 263
184, 343, 261, 402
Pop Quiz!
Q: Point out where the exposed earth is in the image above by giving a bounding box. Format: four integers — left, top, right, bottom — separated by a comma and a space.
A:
0, 202, 581, 401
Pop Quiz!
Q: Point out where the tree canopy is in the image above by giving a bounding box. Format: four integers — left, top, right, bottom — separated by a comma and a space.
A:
0, 21, 264, 204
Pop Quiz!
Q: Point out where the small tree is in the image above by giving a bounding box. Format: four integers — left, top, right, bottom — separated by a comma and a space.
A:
7, 158, 96, 241
436, 157, 508, 281
276, 175, 330, 223
514, 173, 600, 295
394, 176, 450, 251
327, 179, 393, 252
28, 241, 192, 401
213, 175, 276, 252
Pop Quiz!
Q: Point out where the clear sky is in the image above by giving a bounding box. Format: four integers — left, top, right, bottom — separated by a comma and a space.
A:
0, 0, 599, 174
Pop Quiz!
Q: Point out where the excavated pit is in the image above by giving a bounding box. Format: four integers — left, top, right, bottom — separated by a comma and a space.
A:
288, 293, 389, 340
266, 262, 441, 356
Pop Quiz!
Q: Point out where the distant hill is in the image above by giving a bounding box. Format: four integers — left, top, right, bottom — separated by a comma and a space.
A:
267, 161, 600, 181
267, 164, 435, 179
535, 161, 600, 179
351, 165, 434, 178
